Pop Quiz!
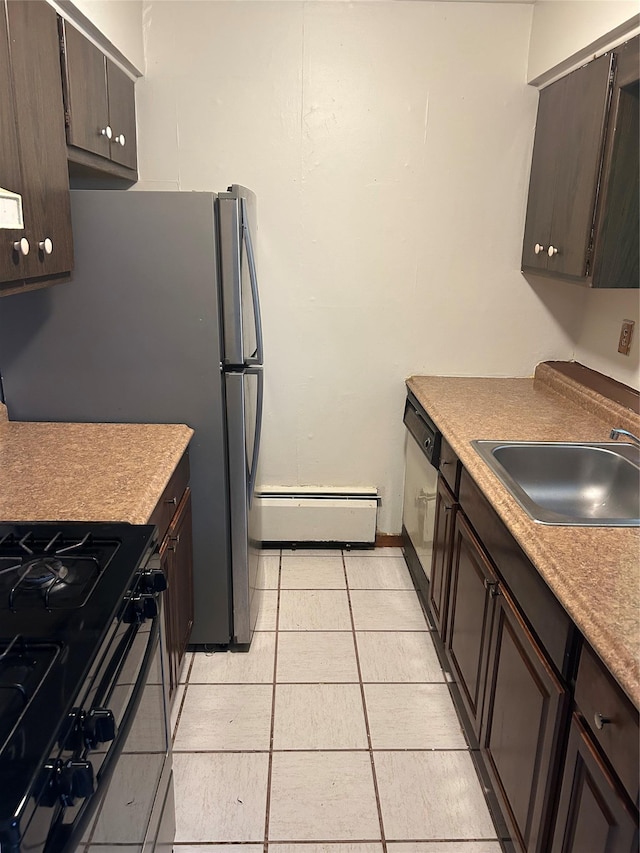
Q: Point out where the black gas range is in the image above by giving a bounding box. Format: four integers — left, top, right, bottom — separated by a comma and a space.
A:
0, 522, 175, 853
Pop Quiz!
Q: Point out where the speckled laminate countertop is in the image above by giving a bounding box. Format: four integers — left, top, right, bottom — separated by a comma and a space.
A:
0, 421, 193, 525
407, 364, 640, 710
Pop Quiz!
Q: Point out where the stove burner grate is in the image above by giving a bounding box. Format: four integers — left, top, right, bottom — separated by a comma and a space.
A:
0, 636, 61, 758
0, 530, 119, 611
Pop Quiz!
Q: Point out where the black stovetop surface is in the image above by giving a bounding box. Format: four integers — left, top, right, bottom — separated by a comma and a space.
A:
0, 521, 156, 838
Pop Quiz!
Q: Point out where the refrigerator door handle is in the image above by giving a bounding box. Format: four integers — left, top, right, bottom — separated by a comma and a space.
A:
241, 197, 264, 367
247, 366, 264, 505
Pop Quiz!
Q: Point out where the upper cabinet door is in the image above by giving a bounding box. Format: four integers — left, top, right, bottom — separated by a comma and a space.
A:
107, 60, 137, 170
591, 36, 639, 289
0, 2, 25, 284
61, 19, 110, 159
4, 0, 73, 283
60, 17, 138, 179
521, 77, 564, 273
522, 53, 613, 280
548, 53, 614, 278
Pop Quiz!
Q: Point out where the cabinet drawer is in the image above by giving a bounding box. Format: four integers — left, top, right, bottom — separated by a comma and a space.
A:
439, 437, 461, 497
148, 450, 190, 542
575, 642, 639, 805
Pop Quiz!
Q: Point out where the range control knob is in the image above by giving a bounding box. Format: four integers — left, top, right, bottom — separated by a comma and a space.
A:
123, 593, 158, 623
84, 708, 116, 749
141, 593, 158, 619
140, 569, 167, 593
39, 759, 94, 807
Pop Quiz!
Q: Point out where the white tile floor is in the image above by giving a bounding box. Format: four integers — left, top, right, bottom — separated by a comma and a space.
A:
171, 548, 503, 852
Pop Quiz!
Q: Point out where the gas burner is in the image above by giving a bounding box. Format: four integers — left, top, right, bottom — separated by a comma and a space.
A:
0, 529, 120, 611
20, 557, 69, 588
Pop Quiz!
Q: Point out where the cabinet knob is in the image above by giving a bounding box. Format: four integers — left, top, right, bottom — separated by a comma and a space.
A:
165, 497, 177, 506
547, 245, 558, 257
38, 238, 53, 255
13, 238, 30, 256
100, 125, 113, 140
594, 712, 611, 730
534, 243, 546, 255
114, 133, 126, 146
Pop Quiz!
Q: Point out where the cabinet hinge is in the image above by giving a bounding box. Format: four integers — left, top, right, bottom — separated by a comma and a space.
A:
64, 109, 71, 129
59, 35, 66, 56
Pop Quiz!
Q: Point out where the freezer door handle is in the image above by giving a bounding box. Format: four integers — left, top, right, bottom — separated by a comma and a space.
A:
247, 366, 264, 505
241, 197, 264, 366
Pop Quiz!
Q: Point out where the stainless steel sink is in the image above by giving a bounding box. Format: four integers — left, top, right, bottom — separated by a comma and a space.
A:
472, 441, 640, 526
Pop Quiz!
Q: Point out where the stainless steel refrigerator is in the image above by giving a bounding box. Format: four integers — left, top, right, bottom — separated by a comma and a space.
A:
0, 187, 264, 647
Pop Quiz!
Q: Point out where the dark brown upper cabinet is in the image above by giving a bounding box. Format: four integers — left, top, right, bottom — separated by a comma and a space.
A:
60, 18, 138, 180
522, 36, 639, 288
0, 1, 73, 294
590, 37, 639, 289
522, 52, 613, 280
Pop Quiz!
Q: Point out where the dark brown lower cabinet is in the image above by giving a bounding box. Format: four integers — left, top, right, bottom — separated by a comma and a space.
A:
481, 586, 568, 853
551, 714, 638, 853
428, 476, 457, 639
421, 439, 638, 853
446, 512, 498, 739
161, 488, 194, 698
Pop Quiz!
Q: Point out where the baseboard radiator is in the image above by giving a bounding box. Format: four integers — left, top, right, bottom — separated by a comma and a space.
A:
257, 487, 378, 545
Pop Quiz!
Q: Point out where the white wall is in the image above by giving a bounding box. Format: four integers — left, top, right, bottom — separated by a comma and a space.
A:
528, 1, 640, 391
573, 291, 640, 389
137, 1, 582, 535
528, 1, 639, 83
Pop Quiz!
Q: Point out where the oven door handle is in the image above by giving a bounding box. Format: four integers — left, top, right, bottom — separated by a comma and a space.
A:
46, 615, 161, 853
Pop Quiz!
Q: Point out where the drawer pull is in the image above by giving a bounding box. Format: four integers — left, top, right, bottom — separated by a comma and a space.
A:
594, 712, 611, 730
165, 497, 177, 505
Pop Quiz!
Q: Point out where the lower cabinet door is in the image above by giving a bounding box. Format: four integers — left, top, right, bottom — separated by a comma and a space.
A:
161, 488, 194, 700
481, 586, 568, 853
445, 512, 498, 738
551, 714, 638, 853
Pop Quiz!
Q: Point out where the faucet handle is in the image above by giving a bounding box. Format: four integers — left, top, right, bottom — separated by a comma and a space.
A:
610, 428, 640, 447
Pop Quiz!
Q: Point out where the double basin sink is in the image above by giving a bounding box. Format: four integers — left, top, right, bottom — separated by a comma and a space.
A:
472, 439, 640, 526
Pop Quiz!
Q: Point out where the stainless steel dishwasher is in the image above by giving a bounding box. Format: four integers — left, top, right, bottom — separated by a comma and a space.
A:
402, 393, 442, 602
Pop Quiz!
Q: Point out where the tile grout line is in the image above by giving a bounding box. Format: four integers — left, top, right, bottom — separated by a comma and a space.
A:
263, 548, 281, 852
343, 553, 388, 853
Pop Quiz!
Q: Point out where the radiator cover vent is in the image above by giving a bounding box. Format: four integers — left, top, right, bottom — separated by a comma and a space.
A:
257, 488, 378, 545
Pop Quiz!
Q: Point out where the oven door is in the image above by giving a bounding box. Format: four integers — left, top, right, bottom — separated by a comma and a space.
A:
29, 602, 172, 853
82, 613, 172, 853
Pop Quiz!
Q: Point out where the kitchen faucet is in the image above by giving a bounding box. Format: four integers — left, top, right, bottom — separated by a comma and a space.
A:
610, 428, 640, 447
